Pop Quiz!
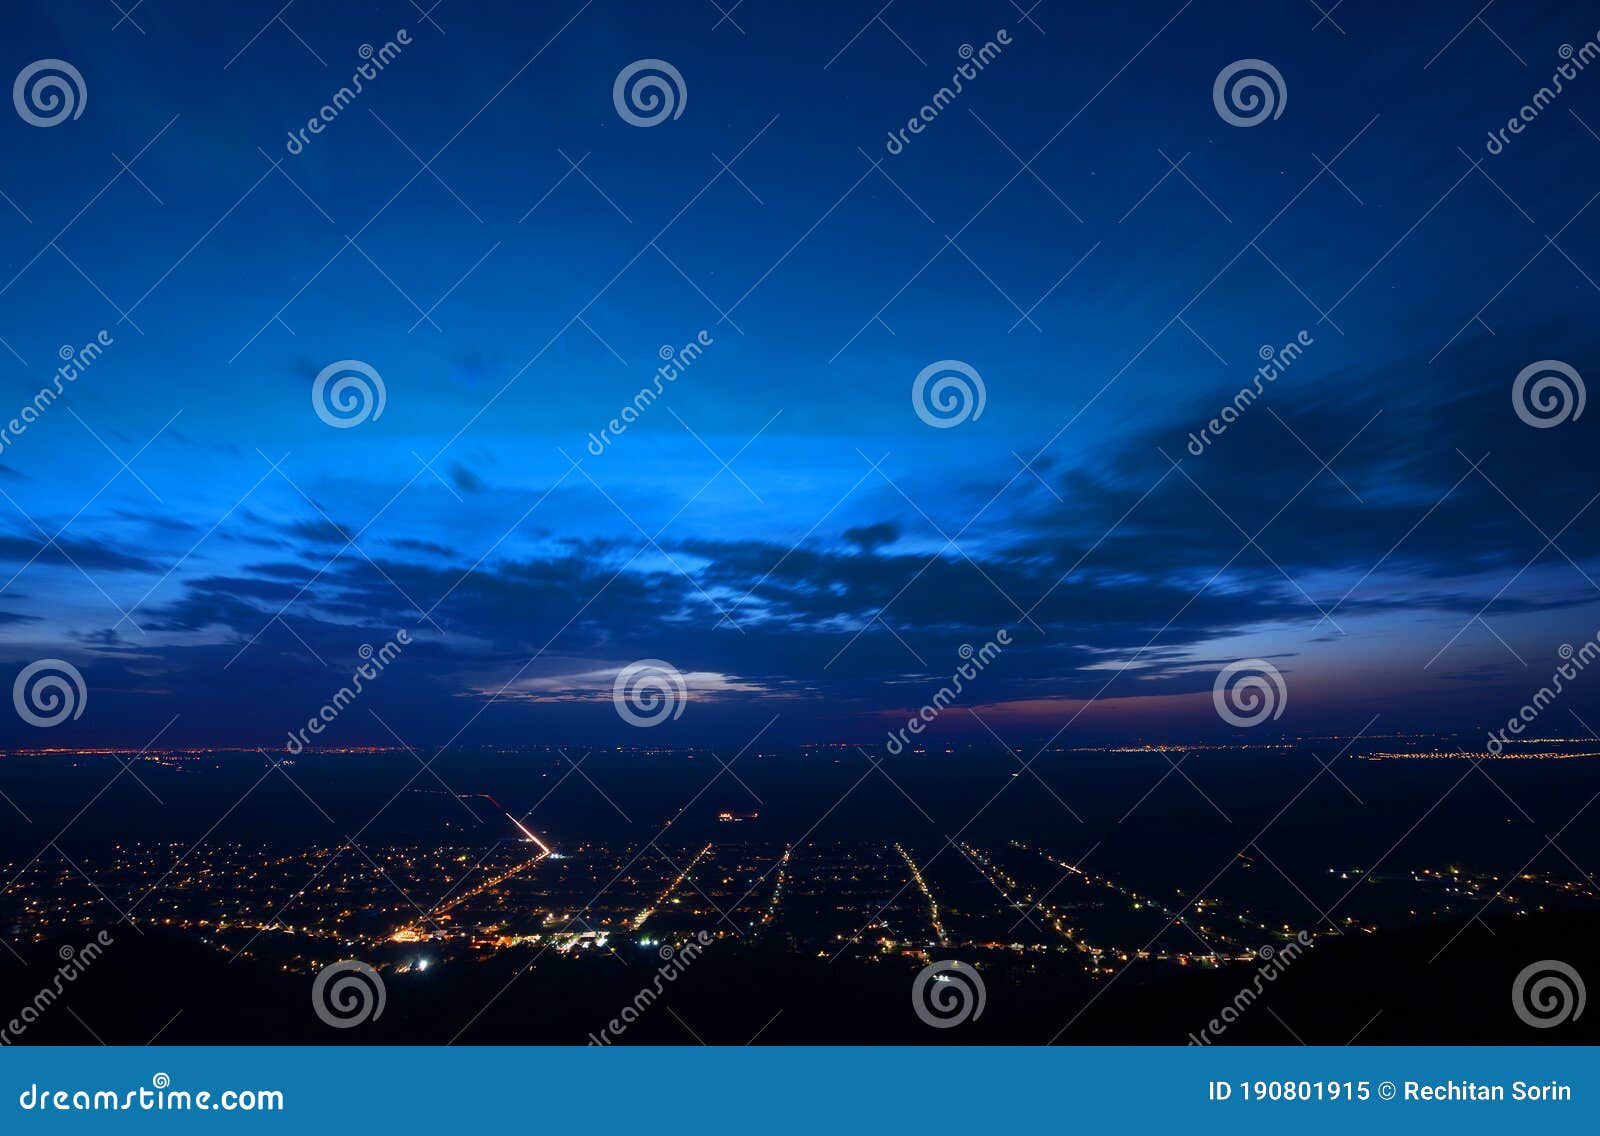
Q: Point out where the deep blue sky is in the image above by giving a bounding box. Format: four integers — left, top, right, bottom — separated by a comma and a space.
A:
3, 0, 1600, 748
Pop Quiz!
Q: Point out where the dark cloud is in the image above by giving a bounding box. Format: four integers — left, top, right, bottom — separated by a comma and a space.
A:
41, 324, 1595, 746
842, 521, 901, 554
388, 537, 456, 558
0, 534, 158, 573
449, 463, 486, 494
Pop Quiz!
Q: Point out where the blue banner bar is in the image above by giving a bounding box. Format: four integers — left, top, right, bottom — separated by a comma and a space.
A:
2, 1046, 1595, 1132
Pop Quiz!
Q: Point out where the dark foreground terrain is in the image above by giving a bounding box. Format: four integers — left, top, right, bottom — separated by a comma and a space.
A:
2, 908, 1594, 1045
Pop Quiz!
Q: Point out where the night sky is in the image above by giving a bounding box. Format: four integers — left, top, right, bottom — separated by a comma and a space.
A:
2, 0, 1599, 748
